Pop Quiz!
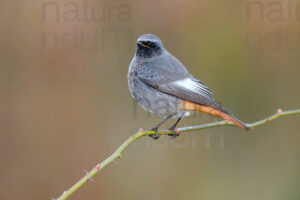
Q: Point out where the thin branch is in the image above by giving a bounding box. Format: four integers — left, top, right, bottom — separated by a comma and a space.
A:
55, 108, 300, 200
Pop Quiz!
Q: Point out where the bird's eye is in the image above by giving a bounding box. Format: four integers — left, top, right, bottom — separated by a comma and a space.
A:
150, 43, 156, 48
146, 42, 157, 48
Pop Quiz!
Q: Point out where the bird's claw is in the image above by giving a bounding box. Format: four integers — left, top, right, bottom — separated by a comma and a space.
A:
149, 128, 160, 140
168, 129, 180, 139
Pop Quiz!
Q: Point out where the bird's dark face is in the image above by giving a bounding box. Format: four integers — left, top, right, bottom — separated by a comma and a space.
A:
136, 34, 164, 58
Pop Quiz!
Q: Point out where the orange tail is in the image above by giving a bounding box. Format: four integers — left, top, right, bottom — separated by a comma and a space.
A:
218, 112, 250, 132
180, 100, 250, 132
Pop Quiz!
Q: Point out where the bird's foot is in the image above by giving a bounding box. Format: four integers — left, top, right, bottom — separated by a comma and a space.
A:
168, 129, 180, 139
149, 127, 160, 140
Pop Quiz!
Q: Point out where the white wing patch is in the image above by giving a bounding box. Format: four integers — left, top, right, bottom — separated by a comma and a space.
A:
173, 78, 213, 99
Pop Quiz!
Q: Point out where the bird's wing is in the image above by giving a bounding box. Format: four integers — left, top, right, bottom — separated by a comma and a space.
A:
137, 55, 216, 107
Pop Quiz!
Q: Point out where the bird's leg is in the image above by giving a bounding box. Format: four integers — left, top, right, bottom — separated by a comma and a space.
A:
150, 114, 174, 140
168, 117, 182, 139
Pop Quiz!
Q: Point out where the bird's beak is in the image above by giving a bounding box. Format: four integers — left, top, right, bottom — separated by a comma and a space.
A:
138, 41, 151, 48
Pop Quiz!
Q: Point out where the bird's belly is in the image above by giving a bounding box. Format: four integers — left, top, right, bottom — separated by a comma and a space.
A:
129, 77, 182, 117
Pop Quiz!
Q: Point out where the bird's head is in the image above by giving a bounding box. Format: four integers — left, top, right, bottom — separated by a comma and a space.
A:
136, 34, 164, 58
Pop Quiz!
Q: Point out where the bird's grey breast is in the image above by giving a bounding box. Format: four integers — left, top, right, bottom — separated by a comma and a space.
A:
128, 55, 181, 117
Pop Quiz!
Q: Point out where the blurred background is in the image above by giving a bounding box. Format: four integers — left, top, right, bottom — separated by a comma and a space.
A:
0, 0, 300, 199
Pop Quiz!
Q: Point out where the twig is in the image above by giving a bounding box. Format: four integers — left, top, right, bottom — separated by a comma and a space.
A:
55, 108, 300, 200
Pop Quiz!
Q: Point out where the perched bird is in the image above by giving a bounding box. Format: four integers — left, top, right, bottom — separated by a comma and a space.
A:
128, 34, 250, 139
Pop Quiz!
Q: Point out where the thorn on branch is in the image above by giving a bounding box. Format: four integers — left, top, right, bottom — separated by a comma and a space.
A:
84, 170, 94, 182
277, 108, 282, 114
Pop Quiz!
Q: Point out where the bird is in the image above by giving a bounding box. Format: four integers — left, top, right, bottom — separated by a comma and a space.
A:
128, 34, 250, 139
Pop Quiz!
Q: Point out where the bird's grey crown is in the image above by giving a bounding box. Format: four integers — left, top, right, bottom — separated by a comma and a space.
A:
137, 34, 162, 45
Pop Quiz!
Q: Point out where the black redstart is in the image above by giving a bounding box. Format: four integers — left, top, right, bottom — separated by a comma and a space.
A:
128, 34, 250, 139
